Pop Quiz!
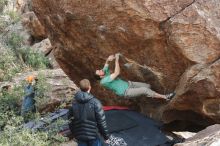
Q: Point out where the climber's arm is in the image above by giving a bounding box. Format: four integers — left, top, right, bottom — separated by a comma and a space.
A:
110, 53, 120, 80
103, 55, 115, 69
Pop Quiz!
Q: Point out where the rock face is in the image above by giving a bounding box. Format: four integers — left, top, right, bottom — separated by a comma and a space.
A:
31, 38, 52, 54
21, 11, 47, 41
30, 38, 60, 68
46, 49, 60, 69
175, 124, 220, 146
0, 69, 78, 112
32, 0, 220, 125
16, 0, 32, 13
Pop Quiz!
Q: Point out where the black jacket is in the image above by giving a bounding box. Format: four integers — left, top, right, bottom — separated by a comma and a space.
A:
68, 91, 109, 141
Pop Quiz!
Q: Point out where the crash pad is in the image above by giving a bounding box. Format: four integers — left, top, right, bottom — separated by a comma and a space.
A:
23, 108, 174, 146
105, 110, 138, 133
105, 110, 172, 146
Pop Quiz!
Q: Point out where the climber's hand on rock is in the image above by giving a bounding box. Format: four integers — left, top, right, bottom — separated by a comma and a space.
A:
107, 55, 115, 61
115, 53, 120, 60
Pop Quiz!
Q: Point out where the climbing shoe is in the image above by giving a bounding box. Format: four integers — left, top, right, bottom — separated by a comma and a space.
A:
166, 92, 176, 100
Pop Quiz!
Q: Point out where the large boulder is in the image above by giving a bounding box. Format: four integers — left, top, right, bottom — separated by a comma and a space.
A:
31, 38, 52, 54
46, 49, 60, 69
31, 38, 60, 68
16, 0, 32, 13
32, 0, 220, 125
163, 60, 220, 124
162, 0, 220, 124
21, 11, 47, 41
175, 124, 220, 146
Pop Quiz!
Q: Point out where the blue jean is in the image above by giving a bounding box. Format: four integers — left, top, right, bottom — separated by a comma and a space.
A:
78, 138, 102, 146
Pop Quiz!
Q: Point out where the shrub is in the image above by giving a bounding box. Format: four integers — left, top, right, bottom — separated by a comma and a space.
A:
0, 0, 7, 6
1, 33, 50, 81
6, 10, 20, 23
6, 32, 50, 71
0, 0, 8, 13
0, 49, 23, 81
0, 114, 68, 146
0, 126, 50, 146
0, 79, 68, 146
0, 85, 24, 128
22, 48, 51, 70
7, 32, 23, 50
34, 73, 51, 110
0, 19, 7, 33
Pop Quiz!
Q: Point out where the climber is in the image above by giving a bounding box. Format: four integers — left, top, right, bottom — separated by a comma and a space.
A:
95, 53, 175, 100
68, 79, 109, 146
21, 75, 37, 122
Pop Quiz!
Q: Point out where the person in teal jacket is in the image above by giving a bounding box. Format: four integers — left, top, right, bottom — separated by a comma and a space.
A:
21, 75, 37, 122
95, 54, 175, 100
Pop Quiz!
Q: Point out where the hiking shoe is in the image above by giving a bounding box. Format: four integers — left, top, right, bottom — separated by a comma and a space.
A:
166, 92, 176, 100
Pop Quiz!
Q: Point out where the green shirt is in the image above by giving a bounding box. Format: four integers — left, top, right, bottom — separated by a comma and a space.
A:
100, 66, 129, 96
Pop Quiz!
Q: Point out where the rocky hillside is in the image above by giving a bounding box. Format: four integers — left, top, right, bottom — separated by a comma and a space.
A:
0, 0, 77, 109
0, 0, 78, 145
32, 0, 220, 126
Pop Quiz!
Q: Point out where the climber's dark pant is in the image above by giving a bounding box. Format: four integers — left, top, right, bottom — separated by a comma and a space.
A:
124, 81, 155, 98
78, 137, 102, 146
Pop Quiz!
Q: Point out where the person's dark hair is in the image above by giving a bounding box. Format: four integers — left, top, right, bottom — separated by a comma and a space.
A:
94, 74, 101, 80
79, 79, 91, 92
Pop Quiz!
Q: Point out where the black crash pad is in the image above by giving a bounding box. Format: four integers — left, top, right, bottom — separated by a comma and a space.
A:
105, 110, 138, 133
23, 109, 175, 146
104, 110, 172, 146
